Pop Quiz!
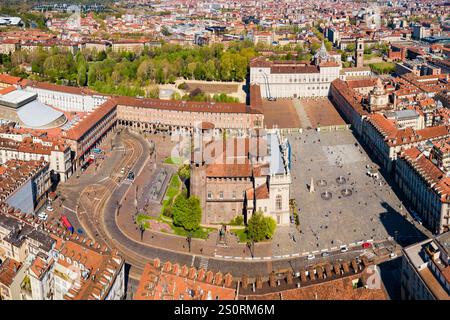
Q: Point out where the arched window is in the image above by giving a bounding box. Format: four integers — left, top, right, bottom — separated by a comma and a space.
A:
276, 195, 282, 211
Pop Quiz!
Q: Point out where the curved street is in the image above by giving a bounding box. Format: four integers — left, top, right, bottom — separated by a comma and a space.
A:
58, 128, 398, 281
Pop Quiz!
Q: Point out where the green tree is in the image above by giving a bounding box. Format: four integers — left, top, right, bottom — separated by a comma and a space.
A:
204, 59, 217, 81
137, 58, 155, 83
172, 195, 202, 231
246, 211, 276, 242
177, 164, 191, 180
77, 63, 87, 86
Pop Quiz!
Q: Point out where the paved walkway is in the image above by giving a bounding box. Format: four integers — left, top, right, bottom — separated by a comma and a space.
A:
293, 99, 313, 128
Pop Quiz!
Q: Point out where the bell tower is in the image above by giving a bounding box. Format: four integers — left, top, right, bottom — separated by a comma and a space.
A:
356, 38, 364, 68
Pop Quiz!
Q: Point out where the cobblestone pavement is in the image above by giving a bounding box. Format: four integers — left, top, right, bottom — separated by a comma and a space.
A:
287, 129, 427, 253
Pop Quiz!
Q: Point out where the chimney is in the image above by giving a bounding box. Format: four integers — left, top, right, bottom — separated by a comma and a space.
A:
172, 263, 180, 275
300, 270, 307, 282
351, 259, 359, 273
342, 261, 350, 274
269, 272, 276, 287
333, 263, 341, 276
361, 256, 369, 267
316, 267, 324, 280
214, 272, 223, 286
205, 271, 214, 283
255, 275, 263, 289
178, 265, 187, 277
308, 268, 316, 281
286, 272, 293, 285
163, 261, 172, 273
197, 268, 206, 281
188, 267, 197, 280
241, 274, 249, 289
224, 273, 233, 287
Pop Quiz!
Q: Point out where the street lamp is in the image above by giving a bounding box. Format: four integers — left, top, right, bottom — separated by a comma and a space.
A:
247, 240, 254, 258
186, 232, 192, 252
139, 223, 145, 241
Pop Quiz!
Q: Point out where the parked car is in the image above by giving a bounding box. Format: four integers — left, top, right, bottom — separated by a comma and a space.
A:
362, 242, 372, 249
389, 253, 398, 259
340, 246, 349, 253
307, 254, 315, 260
46, 206, 54, 212
321, 252, 329, 257
37, 212, 48, 221
120, 167, 126, 174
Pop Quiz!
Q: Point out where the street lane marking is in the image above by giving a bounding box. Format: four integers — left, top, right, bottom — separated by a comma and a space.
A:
321, 249, 329, 252
224, 256, 232, 259
302, 252, 309, 256
273, 255, 282, 259
253, 257, 261, 260
234, 257, 243, 260
244, 257, 253, 260
291, 253, 300, 257
282, 254, 290, 258
263, 257, 271, 260
215, 255, 223, 258
311, 250, 319, 254
191, 255, 195, 267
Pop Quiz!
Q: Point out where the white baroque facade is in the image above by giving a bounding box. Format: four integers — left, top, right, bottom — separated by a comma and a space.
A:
249, 42, 342, 98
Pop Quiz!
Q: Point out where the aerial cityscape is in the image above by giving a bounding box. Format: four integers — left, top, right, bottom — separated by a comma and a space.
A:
0, 0, 449, 306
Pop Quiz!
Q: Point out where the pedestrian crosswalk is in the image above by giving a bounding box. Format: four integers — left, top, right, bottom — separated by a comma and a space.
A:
199, 257, 209, 270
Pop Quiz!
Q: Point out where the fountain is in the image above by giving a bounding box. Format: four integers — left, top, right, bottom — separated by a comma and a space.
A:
341, 188, 353, 197
336, 176, 346, 185
321, 191, 332, 200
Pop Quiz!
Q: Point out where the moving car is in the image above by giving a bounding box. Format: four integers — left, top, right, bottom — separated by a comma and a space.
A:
307, 254, 315, 260
340, 246, 349, 253
321, 252, 329, 257
37, 212, 48, 221
46, 206, 54, 212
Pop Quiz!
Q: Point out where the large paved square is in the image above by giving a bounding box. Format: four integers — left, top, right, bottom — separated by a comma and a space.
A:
285, 129, 425, 253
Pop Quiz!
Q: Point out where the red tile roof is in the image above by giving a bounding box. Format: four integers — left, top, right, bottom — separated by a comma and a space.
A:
63, 98, 117, 141
0, 74, 22, 86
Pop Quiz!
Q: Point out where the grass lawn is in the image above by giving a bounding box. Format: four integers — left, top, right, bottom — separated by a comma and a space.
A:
369, 62, 396, 74
161, 174, 181, 214
138, 213, 214, 239
231, 228, 248, 243
136, 213, 158, 229
163, 157, 185, 165
170, 224, 215, 239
